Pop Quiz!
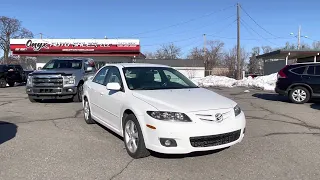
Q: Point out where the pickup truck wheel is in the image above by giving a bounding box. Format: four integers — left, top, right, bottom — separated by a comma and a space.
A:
8, 82, 15, 87
0, 78, 6, 88
73, 84, 83, 102
28, 95, 41, 103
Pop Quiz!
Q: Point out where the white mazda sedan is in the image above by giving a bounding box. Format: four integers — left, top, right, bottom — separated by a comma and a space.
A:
82, 63, 246, 159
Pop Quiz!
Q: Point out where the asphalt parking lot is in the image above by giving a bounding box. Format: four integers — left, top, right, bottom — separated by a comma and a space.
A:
1, 86, 320, 180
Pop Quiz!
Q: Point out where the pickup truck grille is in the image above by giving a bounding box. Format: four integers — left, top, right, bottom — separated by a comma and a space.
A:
32, 76, 63, 88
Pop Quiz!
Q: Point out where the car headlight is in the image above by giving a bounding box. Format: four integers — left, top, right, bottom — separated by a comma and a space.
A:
147, 111, 192, 122
234, 105, 242, 116
64, 76, 76, 84
27, 76, 33, 86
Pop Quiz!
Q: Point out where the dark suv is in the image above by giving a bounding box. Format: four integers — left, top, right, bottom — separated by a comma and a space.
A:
275, 62, 320, 104
0, 64, 25, 88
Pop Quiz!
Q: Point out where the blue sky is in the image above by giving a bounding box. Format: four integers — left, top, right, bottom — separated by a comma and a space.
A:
1, 0, 319, 57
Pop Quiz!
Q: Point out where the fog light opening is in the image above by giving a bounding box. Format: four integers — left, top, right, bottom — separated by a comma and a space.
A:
160, 138, 177, 147
68, 89, 73, 92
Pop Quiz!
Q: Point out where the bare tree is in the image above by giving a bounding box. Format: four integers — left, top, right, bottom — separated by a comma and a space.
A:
312, 41, 320, 49
155, 43, 181, 59
261, 46, 272, 54
248, 47, 261, 74
0, 16, 33, 63
188, 40, 224, 76
144, 51, 157, 59
222, 46, 248, 79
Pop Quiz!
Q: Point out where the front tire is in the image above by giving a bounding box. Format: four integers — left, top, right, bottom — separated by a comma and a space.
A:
289, 86, 310, 104
123, 114, 150, 159
0, 78, 6, 88
83, 98, 95, 124
73, 83, 83, 102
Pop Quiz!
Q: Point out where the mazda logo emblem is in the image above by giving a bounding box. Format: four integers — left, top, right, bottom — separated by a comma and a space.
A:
215, 113, 223, 122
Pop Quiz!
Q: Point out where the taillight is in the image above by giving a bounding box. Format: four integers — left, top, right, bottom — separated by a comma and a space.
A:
277, 65, 288, 78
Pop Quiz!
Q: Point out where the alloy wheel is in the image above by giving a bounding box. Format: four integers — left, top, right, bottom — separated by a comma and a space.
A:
292, 89, 307, 102
124, 120, 139, 153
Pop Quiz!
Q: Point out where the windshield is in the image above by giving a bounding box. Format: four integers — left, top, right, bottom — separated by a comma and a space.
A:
122, 67, 199, 90
42, 59, 82, 69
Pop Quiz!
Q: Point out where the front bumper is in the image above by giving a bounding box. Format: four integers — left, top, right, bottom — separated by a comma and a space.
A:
139, 111, 246, 154
26, 86, 77, 99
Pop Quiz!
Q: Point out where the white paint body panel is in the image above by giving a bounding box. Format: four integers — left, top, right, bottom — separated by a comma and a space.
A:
82, 63, 246, 154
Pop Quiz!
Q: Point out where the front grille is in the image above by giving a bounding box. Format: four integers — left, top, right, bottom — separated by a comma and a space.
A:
32, 88, 62, 93
190, 130, 241, 147
33, 76, 63, 88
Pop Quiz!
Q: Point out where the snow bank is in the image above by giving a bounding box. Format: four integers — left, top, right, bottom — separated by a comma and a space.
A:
193, 73, 277, 91
193, 75, 237, 88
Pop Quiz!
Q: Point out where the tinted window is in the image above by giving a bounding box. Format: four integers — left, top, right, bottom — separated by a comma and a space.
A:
315, 66, 320, 75
105, 67, 122, 85
42, 59, 82, 69
307, 66, 315, 75
122, 67, 198, 90
291, 67, 305, 74
92, 66, 109, 85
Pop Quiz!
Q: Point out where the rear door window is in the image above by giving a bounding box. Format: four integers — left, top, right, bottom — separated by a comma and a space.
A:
315, 66, 320, 75
307, 66, 315, 75
291, 67, 306, 74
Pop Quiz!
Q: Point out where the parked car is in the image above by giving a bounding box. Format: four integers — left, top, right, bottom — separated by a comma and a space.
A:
275, 62, 320, 104
26, 58, 96, 102
0, 64, 25, 88
82, 63, 246, 159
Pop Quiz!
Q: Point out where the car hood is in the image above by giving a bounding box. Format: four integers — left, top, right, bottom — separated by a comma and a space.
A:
31, 69, 80, 76
132, 88, 236, 112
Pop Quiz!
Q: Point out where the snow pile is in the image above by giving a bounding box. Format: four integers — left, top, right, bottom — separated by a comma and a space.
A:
235, 73, 277, 91
193, 73, 278, 91
193, 75, 237, 88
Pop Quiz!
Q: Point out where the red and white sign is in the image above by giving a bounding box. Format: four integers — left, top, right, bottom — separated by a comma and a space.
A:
10, 39, 140, 56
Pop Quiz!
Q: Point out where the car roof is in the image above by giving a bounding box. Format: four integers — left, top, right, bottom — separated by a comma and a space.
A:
290, 62, 320, 66
105, 63, 170, 68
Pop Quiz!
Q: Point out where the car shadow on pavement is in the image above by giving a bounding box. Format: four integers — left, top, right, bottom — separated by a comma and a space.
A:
0, 121, 17, 145
150, 147, 229, 159
252, 93, 289, 102
310, 103, 320, 110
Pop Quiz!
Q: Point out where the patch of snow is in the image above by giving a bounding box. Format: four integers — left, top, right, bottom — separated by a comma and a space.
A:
194, 75, 237, 88
244, 90, 250, 93
192, 73, 278, 91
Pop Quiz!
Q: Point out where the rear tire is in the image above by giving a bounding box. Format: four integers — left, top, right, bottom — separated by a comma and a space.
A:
72, 83, 83, 102
83, 98, 95, 124
0, 78, 6, 88
289, 86, 310, 104
123, 114, 150, 159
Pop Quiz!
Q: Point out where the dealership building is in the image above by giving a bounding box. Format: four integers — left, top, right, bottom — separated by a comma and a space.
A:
10, 38, 205, 78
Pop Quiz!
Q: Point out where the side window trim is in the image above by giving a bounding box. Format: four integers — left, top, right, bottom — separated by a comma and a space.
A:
92, 66, 110, 85
103, 66, 125, 91
289, 66, 307, 75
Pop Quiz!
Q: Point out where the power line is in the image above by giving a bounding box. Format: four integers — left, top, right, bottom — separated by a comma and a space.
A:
143, 36, 201, 47
137, 14, 236, 39
124, 4, 236, 37
240, 5, 283, 39
240, 18, 280, 46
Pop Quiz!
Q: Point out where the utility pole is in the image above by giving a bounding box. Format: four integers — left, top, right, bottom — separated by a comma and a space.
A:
203, 33, 208, 76
297, 25, 301, 50
236, 3, 241, 80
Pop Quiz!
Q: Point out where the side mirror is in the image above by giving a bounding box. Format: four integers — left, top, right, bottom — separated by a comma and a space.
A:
86, 66, 93, 72
106, 82, 121, 91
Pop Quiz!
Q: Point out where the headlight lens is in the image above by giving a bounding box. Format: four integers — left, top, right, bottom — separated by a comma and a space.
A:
27, 76, 33, 86
234, 105, 242, 116
147, 111, 192, 122
64, 76, 76, 84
